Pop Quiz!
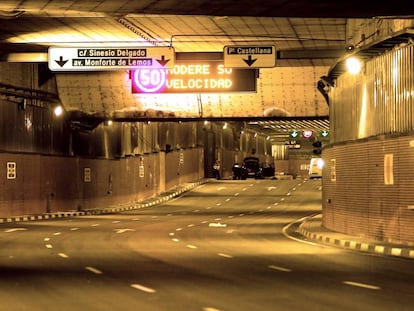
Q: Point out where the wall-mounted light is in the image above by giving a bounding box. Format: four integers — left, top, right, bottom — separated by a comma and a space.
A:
345, 56, 362, 75
53, 105, 64, 117
223, 122, 228, 129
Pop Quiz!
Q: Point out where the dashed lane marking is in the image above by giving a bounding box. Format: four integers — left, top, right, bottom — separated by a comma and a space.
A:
343, 281, 381, 290
45, 244, 53, 249
186, 244, 198, 249
85, 266, 103, 275
53, 232, 61, 236
172, 238, 180, 242
58, 253, 69, 259
4, 228, 27, 233
70, 227, 80, 231
268, 265, 292, 272
217, 253, 233, 258
114, 228, 135, 234
130, 283, 156, 293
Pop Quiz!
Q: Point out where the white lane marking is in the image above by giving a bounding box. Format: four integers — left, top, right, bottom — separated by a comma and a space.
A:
273, 202, 279, 206
217, 187, 226, 191
343, 281, 381, 290
186, 244, 198, 249
242, 188, 247, 191
115, 228, 135, 234
132, 218, 140, 221
112, 221, 120, 224
85, 266, 103, 275
280, 198, 285, 201
209, 223, 227, 228
287, 192, 292, 196
266, 206, 272, 210
169, 232, 175, 236
130, 283, 156, 293
282, 216, 317, 246
268, 265, 292, 272
267, 186, 277, 191
53, 232, 61, 236
187, 224, 195, 227
176, 228, 182, 231
193, 209, 200, 212
5, 228, 27, 233
45, 244, 53, 249
44, 237, 50, 242
234, 193, 240, 196
91, 224, 100, 227
225, 198, 231, 202
217, 253, 233, 258
239, 213, 245, 216
70, 227, 80, 231
204, 308, 222, 311
172, 238, 180, 242
215, 218, 222, 221
206, 206, 212, 209
201, 220, 208, 224
216, 203, 222, 206
58, 253, 69, 259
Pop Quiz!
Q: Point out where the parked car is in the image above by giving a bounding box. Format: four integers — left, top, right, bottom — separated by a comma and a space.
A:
241, 157, 264, 179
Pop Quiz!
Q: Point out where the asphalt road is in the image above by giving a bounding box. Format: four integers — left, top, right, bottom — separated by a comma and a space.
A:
0, 179, 413, 311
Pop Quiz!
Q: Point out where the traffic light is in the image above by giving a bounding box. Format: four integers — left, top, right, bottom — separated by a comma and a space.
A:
312, 141, 322, 155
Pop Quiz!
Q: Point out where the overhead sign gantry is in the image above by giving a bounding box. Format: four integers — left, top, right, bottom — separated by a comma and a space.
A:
48, 46, 175, 71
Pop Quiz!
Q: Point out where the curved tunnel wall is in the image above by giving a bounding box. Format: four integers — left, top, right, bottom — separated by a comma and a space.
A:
324, 43, 414, 244
0, 61, 273, 217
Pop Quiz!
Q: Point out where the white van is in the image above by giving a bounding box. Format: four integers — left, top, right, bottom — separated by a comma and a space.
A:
309, 158, 324, 179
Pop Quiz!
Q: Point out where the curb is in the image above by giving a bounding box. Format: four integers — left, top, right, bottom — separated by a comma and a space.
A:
299, 214, 414, 260
0, 180, 204, 224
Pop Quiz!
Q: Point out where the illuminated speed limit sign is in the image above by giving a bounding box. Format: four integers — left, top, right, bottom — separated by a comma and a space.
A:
132, 68, 167, 93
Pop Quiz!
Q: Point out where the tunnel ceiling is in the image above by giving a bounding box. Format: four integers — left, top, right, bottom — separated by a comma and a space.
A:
0, 1, 414, 140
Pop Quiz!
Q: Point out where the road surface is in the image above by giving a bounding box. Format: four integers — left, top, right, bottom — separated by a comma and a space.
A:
0, 179, 413, 311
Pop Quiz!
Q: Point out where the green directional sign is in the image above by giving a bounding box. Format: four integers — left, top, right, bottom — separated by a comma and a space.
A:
289, 130, 300, 139
321, 130, 329, 138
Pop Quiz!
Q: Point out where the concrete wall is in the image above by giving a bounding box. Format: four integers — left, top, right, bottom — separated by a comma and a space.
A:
322, 135, 414, 245
0, 148, 203, 218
